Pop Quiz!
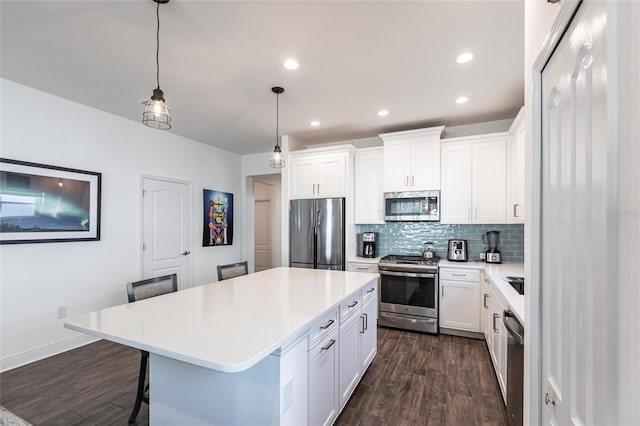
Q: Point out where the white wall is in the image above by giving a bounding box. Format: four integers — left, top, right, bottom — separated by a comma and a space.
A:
0, 79, 243, 371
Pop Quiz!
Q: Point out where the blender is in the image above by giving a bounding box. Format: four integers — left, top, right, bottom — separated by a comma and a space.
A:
483, 230, 502, 264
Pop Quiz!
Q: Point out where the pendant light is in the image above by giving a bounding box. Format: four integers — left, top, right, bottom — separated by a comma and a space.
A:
142, 0, 172, 130
270, 87, 285, 168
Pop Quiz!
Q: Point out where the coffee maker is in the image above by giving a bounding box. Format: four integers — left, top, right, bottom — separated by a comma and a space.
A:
362, 232, 377, 258
483, 231, 502, 264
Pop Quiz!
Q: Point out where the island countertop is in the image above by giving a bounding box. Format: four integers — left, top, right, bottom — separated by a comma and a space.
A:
64, 267, 378, 373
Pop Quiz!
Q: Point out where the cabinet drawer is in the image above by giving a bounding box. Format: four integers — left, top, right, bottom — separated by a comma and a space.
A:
347, 263, 378, 273
339, 293, 362, 323
308, 309, 339, 349
440, 268, 480, 282
361, 281, 378, 306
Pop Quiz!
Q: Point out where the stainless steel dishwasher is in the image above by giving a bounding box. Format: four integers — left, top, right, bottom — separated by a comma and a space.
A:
503, 310, 524, 426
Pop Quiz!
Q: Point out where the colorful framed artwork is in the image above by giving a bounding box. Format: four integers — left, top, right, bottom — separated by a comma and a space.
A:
0, 158, 101, 244
203, 189, 233, 246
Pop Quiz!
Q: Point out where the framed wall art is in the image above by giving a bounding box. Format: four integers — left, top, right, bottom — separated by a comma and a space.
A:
202, 189, 233, 246
0, 158, 101, 244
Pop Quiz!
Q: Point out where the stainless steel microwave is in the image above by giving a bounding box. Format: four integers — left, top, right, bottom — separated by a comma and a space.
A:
383, 190, 440, 222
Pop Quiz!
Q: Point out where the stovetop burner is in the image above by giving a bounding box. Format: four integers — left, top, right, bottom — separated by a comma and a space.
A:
379, 254, 441, 267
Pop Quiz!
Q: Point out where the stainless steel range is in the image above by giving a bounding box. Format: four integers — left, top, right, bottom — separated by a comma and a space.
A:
377, 255, 440, 334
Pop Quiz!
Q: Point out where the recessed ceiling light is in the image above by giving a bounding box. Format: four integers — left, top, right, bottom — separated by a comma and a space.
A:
310, 120, 320, 127
456, 52, 474, 64
378, 110, 389, 117
456, 96, 469, 104
283, 59, 299, 70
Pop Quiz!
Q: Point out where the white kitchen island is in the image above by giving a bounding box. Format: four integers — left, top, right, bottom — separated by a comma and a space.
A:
64, 267, 379, 425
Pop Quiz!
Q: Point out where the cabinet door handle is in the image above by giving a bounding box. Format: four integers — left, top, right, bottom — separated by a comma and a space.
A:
452, 273, 466, 277
348, 300, 359, 308
483, 293, 489, 309
513, 204, 518, 218
367, 287, 375, 293
312, 183, 316, 194
493, 313, 499, 332
317, 183, 320, 194
360, 315, 366, 333
320, 319, 335, 330
321, 339, 336, 351
411, 175, 415, 186
441, 285, 444, 298
363, 313, 368, 331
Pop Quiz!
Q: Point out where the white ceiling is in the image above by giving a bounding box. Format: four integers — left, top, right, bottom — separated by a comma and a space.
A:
1, 1, 524, 155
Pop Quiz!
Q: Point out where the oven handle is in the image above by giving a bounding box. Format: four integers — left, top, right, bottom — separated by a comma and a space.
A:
379, 270, 436, 279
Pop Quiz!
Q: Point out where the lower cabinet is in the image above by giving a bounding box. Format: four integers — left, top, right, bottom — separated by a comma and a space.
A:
308, 285, 378, 423
484, 275, 508, 402
308, 328, 339, 426
339, 309, 362, 408
439, 268, 480, 332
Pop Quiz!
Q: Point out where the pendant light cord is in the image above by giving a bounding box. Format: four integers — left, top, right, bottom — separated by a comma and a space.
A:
155, 1, 160, 90
276, 93, 279, 147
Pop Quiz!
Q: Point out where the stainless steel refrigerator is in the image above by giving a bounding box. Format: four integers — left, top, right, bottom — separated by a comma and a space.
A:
290, 198, 345, 270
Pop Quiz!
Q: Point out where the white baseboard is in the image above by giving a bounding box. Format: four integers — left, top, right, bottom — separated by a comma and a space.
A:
0, 334, 100, 373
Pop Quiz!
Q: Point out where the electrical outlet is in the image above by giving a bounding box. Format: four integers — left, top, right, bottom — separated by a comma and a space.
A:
479, 252, 486, 261
57, 305, 67, 319
282, 378, 293, 412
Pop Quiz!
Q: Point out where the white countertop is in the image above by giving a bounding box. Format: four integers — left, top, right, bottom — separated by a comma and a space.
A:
439, 260, 525, 325
64, 267, 378, 373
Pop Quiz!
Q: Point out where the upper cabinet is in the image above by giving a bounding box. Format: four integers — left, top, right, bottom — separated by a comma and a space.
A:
354, 147, 384, 224
380, 126, 444, 192
441, 134, 507, 224
506, 107, 525, 223
289, 148, 354, 199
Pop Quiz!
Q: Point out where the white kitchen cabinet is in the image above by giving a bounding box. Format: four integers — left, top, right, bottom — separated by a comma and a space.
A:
354, 147, 384, 224
439, 268, 480, 332
308, 327, 339, 426
380, 126, 444, 192
289, 151, 350, 199
440, 135, 507, 224
360, 289, 377, 372
481, 275, 491, 347
507, 107, 525, 223
347, 262, 378, 273
338, 307, 361, 409
484, 274, 508, 402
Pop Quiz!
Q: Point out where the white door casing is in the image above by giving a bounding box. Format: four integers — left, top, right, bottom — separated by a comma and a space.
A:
540, 1, 610, 424
254, 199, 272, 272
142, 176, 192, 289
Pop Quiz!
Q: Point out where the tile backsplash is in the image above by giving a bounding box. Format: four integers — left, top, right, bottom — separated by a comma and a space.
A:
359, 223, 524, 263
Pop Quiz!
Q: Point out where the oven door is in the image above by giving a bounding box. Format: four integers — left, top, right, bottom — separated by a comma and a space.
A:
379, 269, 438, 318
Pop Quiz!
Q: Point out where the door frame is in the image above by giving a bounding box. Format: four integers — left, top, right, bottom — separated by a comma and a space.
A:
529, 1, 582, 424
139, 174, 194, 286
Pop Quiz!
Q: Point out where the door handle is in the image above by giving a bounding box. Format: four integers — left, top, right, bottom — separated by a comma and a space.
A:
320, 319, 335, 330
360, 315, 366, 333
483, 293, 489, 309
181, 250, 191, 256
441, 285, 444, 298
320, 339, 336, 351
493, 313, 499, 332
411, 175, 415, 186
544, 392, 557, 406
348, 300, 359, 308
513, 203, 519, 218
317, 183, 320, 194
363, 313, 368, 331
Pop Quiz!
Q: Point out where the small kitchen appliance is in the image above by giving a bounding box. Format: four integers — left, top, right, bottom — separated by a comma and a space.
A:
383, 190, 440, 222
447, 239, 468, 262
362, 232, 377, 258
483, 230, 502, 264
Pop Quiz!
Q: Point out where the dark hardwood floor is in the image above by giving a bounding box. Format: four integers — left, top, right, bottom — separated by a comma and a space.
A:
1, 328, 506, 425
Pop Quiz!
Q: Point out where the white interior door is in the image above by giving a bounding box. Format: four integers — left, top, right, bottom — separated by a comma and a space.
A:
254, 199, 272, 272
142, 177, 192, 289
540, 1, 609, 424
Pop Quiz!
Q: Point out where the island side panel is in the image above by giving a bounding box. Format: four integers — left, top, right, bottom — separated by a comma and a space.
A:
149, 352, 281, 425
